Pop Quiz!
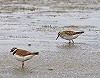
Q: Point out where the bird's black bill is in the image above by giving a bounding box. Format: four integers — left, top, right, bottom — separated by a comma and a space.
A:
56, 35, 59, 40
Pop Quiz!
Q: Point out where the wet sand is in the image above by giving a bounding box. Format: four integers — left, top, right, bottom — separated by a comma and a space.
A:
0, 0, 100, 78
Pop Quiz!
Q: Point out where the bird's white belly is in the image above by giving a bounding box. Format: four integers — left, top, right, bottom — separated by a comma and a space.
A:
14, 55, 33, 61
61, 34, 80, 40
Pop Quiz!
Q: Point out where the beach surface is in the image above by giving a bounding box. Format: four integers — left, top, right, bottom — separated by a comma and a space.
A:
0, 0, 100, 78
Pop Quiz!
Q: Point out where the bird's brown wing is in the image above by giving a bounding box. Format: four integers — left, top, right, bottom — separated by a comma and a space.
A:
16, 49, 33, 56
64, 31, 76, 35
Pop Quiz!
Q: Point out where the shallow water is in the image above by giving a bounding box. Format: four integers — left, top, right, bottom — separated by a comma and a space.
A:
0, 0, 100, 78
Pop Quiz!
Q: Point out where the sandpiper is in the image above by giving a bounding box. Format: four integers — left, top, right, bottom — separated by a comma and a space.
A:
56, 30, 84, 43
10, 47, 39, 68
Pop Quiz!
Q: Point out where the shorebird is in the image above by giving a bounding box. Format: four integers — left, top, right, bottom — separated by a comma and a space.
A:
56, 30, 84, 43
10, 47, 39, 68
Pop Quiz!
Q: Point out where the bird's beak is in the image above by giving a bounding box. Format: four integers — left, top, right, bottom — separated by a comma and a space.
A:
56, 35, 59, 40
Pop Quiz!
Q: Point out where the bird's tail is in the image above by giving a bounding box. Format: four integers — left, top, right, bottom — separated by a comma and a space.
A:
34, 52, 39, 55
30, 52, 39, 56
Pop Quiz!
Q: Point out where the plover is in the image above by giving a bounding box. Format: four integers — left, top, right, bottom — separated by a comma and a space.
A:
56, 30, 84, 43
10, 47, 39, 68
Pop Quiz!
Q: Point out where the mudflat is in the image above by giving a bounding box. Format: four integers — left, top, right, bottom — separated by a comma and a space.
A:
0, 0, 100, 78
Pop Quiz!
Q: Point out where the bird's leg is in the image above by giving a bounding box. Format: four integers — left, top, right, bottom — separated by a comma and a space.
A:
72, 40, 74, 43
22, 61, 24, 68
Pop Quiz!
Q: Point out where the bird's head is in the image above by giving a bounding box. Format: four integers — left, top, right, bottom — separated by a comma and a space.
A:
10, 47, 17, 52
